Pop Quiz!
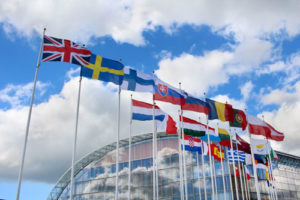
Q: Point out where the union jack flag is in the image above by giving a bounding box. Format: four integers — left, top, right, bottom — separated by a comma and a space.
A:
42, 35, 91, 66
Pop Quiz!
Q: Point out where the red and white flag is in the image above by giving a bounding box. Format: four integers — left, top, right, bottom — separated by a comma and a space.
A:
246, 114, 284, 141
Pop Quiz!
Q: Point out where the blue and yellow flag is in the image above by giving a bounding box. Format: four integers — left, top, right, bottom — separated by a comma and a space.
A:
81, 54, 124, 85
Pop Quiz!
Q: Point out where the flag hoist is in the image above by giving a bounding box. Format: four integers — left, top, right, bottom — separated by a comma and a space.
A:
16, 28, 46, 200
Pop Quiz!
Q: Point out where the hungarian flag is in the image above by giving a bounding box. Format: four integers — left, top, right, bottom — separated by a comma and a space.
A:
229, 109, 247, 130
247, 114, 284, 141
180, 116, 206, 137
206, 98, 234, 122
218, 128, 231, 147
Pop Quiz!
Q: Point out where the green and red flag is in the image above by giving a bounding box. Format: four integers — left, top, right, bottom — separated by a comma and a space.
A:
229, 109, 247, 130
180, 116, 206, 137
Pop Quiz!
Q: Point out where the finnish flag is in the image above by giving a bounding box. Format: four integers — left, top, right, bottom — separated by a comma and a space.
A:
121, 67, 154, 93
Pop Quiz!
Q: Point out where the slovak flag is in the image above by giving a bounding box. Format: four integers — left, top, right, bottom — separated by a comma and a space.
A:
154, 78, 186, 105
132, 99, 177, 134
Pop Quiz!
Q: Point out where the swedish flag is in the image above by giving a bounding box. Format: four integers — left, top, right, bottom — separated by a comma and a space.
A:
81, 54, 124, 85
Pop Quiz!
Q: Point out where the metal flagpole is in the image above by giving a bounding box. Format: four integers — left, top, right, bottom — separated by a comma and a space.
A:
204, 92, 215, 200
152, 72, 157, 200
196, 151, 202, 200
178, 122, 185, 200
69, 74, 83, 200
199, 116, 207, 200
234, 131, 245, 200
229, 128, 239, 200
115, 85, 121, 200
218, 144, 227, 200
213, 157, 219, 200
246, 165, 251, 200
267, 140, 278, 200
248, 127, 261, 200
128, 94, 133, 200
241, 164, 249, 200
225, 148, 234, 200
16, 28, 46, 200
201, 141, 208, 200
179, 83, 188, 200
155, 126, 159, 200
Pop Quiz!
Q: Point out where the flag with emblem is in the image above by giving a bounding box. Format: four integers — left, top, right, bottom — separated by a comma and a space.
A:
42, 35, 91, 66
181, 135, 202, 152
154, 78, 186, 105
229, 109, 247, 130
251, 138, 270, 155
121, 67, 154, 93
81, 54, 124, 85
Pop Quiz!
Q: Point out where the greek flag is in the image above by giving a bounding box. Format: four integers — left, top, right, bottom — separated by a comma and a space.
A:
227, 148, 246, 163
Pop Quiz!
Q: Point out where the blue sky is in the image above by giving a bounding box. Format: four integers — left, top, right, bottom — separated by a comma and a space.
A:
1, 0, 300, 199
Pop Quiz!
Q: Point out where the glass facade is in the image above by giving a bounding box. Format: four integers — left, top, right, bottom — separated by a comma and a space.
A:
47, 133, 300, 200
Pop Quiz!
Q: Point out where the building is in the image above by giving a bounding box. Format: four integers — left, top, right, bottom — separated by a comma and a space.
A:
47, 132, 300, 200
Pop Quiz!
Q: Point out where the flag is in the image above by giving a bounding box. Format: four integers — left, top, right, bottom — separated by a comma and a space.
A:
201, 126, 221, 142
121, 67, 154, 93
218, 128, 231, 147
154, 78, 186, 105
229, 109, 247, 130
181, 95, 209, 114
235, 164, 240, 177
244, 166, 251, 180
247, 114, 284, 141
209, 143, 224, 160
42, 35, 91, 66
245, 153, 252, 165
251, 138, 270, 155
181, 135, 202, 151
81, 54, 124, 85
227, 148, 246, 163
180, 116, 206, 137
131, 99, 177, 134
206, 98, 234, 122
236, 134, 251, 154
267, 148, 278, 160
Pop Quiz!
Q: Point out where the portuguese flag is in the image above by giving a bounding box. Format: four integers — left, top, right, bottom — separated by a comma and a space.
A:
218, 128, 231, 147
180, 116, 206, 137
229, 109, 247, 130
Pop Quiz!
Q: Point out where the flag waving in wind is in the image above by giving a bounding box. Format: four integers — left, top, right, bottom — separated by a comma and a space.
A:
121, 67, 154, 93
42, 35, 91, 66
206, 98, 234, 122
180, 116, 207, 137
132, 99, 177, 134
154, 78, 186, 105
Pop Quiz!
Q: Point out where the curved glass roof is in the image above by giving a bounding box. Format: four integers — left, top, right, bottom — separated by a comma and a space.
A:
47, 132, 175, 200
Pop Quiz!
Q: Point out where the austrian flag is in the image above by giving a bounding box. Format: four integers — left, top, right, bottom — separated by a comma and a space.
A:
42, 35, 91, 66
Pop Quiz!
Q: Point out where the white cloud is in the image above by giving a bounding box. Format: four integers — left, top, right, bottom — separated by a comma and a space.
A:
1, 0, 300, 45
0, 77, 155, 183
0, 81, 49, 109
240, 81, 254, 102
260, 80, 300, 156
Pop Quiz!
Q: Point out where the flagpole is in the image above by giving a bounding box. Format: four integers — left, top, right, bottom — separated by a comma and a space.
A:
212, 156, 219, 200
179, 83, 188, 200
69, 70, 83, 200
235, 132, 245, 200
196, 151, 202, 200
177, 117, 185, 200
229, 127, 239, 200
241, 163, 248, 200
128, 94, 133, 200
225, 148, 234, 200
155, 125, 159, 200
204, 93, 215, 200
199, 117, 207, 200
16, 28, 46, 200
247, 126, 261, 200
114, 85, 121, 200
152, 71, 157, 200
218, 144, 226, 200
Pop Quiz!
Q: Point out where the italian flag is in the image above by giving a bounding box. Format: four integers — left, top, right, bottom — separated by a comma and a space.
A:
180, 116, 206, 137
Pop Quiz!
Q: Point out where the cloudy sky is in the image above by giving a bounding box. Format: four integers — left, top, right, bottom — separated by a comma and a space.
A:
1, 0, 300, 199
